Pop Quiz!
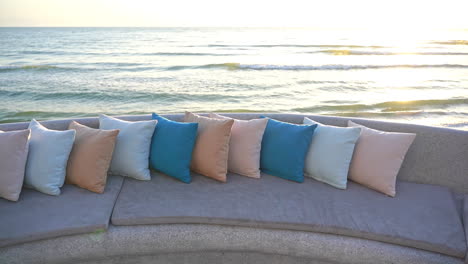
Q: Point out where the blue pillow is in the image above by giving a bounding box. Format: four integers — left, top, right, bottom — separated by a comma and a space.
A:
150, 113, 198, 183
303, 117, 361, 189
260, 117, 317, 182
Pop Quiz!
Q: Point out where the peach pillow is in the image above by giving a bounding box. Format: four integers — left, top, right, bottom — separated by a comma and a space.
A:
210, 113, 268, 178
348, 121, 416, 197
66, 121, 119, 193
184, 112, 234, 182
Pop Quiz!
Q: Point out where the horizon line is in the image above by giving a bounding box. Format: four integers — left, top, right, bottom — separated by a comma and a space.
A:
1, 26, 467, 31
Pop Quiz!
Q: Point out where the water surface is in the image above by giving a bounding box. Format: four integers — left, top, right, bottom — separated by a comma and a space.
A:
1, 27, 467, 129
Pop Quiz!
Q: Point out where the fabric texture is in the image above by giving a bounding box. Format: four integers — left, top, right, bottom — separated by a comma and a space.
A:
0, 129, 30, 201
66, 121, 119, 193
24, 119, 75, 196
0, 176, 123, 248
99, 114, 157, 180
303, 117, 361, 189
112, 172, 466, 258
348, 121, 416, 197
150, 113, 198, 183
183, 112, 233, 182
259, 117, 316, 182
209, 113, 268, 178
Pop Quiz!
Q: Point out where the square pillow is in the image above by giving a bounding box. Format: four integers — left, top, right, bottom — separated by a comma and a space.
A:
348, 121, 416, 197
66, 121, 119, 193
150, 113, 198, 183
25, 119, 76, 195
303, 117, 361, 189
209, 113, 268, 178
0, 129, 30, 201
99, 114, 157, 181
260, 117, 317, 182
184, 112, 234, 182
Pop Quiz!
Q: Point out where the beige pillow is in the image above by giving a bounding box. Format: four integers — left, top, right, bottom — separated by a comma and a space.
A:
66, 121, 119, 193
184, 112, 234, 182
210, 113, 268, 178
0, 129, 30, 201
348, 121, 416, 197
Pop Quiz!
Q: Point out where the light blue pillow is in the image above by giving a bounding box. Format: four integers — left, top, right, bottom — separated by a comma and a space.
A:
303, 117, 361, 189
260, 117, 317, 182
150, 113, 198, 183
24, 119, 75, 195
99, 114, 157, 181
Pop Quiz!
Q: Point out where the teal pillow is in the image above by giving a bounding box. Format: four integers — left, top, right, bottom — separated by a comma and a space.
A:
260, 117, 317, 182
150, 113, 198, 183
303, 117, 361, 189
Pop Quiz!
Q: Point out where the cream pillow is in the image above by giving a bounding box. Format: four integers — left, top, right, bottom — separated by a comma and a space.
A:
0, 129, 30, 201
210, 113, 267, 178
184, 112, 233, 182
348, 121, 416, 197
66, 121, 119, 193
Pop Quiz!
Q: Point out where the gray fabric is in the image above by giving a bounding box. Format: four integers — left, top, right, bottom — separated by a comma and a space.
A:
0, 224, 462, 264
465, 195, 468, 263
1, 113, 467, 193
0, 176, 123, 248
112, 172, 466, 258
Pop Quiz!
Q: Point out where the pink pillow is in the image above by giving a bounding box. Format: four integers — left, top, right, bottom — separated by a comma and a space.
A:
184, 112, 234, 182
0, 129, 30, 201
348, 121, 416, 197
210, 113, 268, 178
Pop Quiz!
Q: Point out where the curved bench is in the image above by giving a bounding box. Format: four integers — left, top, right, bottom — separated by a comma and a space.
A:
0, 113, 467, 264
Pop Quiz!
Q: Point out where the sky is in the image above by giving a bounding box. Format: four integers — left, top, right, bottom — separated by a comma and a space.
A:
1, 0, 468, 29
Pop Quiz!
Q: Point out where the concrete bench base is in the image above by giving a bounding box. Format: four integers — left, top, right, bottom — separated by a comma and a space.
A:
0, 224, 462, 264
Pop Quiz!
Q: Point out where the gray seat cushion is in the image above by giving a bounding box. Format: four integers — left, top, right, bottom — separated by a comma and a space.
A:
0, 176, 123, 248
465, 196, 468, 263
112, 172, 466, 258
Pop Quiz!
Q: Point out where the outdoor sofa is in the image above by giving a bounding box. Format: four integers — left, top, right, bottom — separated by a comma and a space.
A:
0, 113, 467, 264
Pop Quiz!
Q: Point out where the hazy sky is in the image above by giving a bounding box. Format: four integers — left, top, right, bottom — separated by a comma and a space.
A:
1, 0, 467, 29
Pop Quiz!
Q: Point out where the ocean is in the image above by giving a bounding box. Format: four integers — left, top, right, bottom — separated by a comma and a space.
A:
1, 27, 467, 129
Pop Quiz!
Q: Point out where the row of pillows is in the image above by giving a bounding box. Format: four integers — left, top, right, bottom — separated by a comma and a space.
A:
0, 112, 416, 202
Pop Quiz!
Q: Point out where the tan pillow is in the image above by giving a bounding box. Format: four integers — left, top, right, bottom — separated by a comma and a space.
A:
0, 129, 30, 201
184, 112, 234, 182
66, 121, 119, 193
210, 113, 268, 178
348, 121, 416, 197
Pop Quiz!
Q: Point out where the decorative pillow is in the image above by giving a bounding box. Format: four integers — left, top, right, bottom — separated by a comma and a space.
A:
209, 113, 268, 178
260, 117, 317, 182
184, 112, 233, 182
303, 117, 361, 189
150, 113, 198, 183
25, 119, 76, 195
348, 121, 416, 197
66, 121, 119, 193
0, 129, 30, 201
99, 114, 157, 181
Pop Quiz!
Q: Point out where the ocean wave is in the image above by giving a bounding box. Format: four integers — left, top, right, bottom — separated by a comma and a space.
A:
0, 110, 92, 124
432, 40, 468, 45
314, 50, 468, 56
293, 98, 468, 113
19, 50, 236, 57
198, 44, 387, 48
166, 63, 468, 71
0, 89, 243, 102
0, 65, 67, 72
